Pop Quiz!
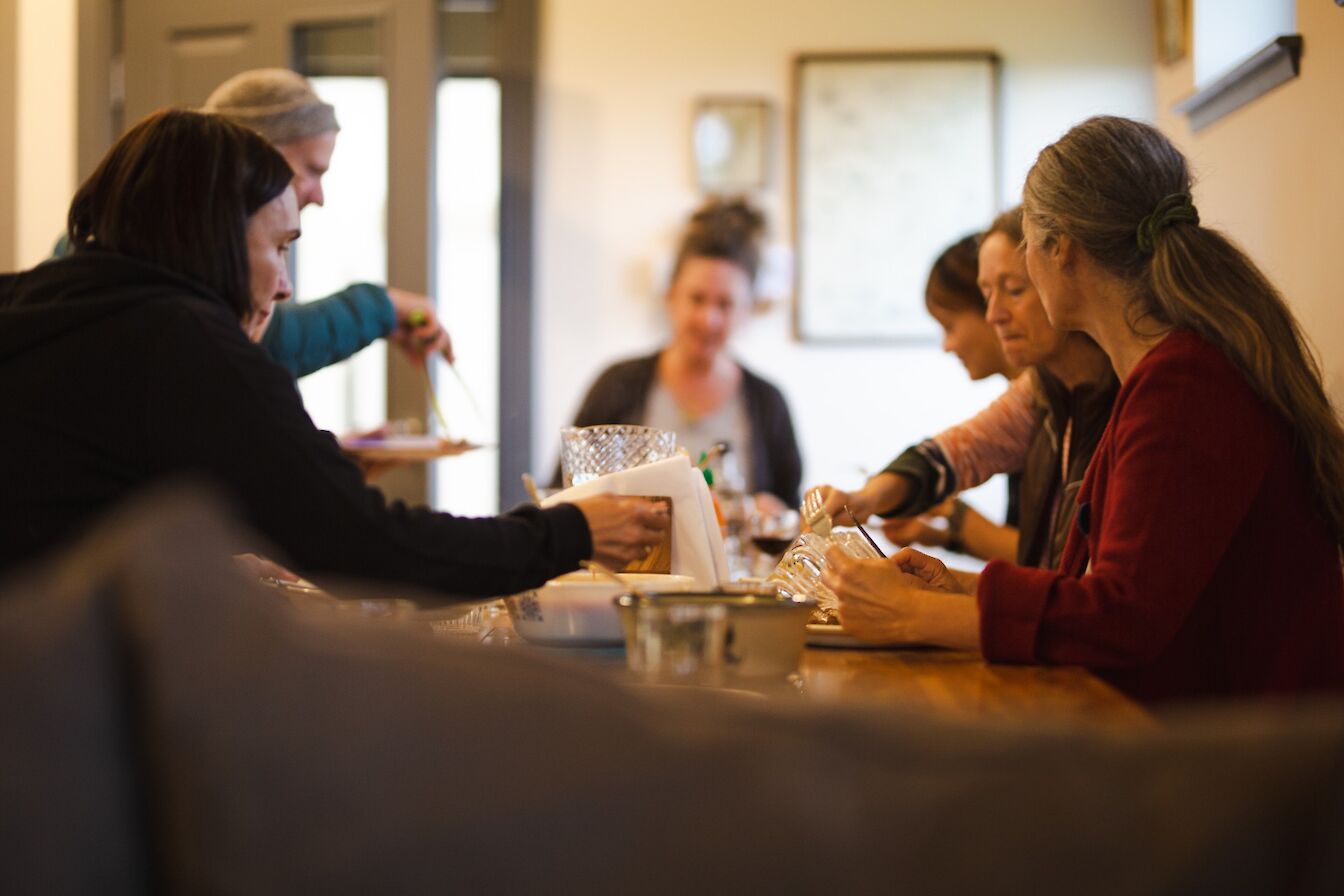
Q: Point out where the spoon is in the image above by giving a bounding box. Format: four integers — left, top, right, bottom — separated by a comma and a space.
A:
581, 559, 649, 600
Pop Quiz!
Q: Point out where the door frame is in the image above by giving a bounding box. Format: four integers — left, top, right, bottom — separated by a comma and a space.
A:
98, 0, 538, 509
120, 0, 439, 504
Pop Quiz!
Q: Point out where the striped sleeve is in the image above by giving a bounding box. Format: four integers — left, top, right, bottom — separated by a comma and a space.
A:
932, 371, 1043, 493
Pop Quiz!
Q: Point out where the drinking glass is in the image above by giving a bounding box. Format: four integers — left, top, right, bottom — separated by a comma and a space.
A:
766, 531, 882, 619
625, 601, 727, 686
559, 424, 677, 487
747, 509, 801, 576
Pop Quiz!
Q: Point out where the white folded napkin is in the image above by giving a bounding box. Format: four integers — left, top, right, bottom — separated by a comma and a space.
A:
541, 455, 728, 587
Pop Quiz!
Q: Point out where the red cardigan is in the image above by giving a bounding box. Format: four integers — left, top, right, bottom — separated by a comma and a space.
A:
978, 329, 1344, 702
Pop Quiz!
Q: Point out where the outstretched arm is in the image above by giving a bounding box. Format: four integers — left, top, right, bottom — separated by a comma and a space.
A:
260, 283, 396, 377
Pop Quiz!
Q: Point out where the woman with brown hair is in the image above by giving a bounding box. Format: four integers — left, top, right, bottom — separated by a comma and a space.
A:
565, 197, 802, 510
924, 233, 1020, 385
872, 233, 1024, 561
823, 116, 1344, 702
815, 208, 1116, 569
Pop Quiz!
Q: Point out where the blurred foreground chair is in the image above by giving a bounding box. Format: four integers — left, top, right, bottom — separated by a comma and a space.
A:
3, 488, 1343, 894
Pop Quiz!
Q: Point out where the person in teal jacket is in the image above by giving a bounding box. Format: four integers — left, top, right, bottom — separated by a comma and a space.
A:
55, 70, 452, 378
259, 280, 400, 378
203, 68, 453, 377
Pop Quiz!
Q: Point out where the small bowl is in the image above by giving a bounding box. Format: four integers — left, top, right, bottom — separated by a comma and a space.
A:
504, 571, 697, 646
615, 587, 816, 679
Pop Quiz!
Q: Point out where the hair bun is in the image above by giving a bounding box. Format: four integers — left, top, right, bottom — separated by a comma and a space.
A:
688, 196, 766, 245
676, 196, 767, 282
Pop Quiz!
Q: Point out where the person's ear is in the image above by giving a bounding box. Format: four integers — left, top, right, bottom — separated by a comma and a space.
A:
1053, 232, 1076, 271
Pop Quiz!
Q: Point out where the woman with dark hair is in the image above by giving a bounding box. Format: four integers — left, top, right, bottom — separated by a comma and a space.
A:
0, 109, 668, 595
815, 208, 1116, 570
874, 234, 1023, 561
64, 107, 298, 329
823, 117, 1344, 702
565, 197, 802, 510
925, 234, 1019, 384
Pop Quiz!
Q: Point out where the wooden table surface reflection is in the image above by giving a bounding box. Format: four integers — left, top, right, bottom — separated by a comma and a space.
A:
491, 617, 1150, 724
458, 603, 1147, 724
797, 646, 1151, 724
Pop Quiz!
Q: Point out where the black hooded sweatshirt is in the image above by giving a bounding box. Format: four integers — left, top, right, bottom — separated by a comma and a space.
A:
0, 250, 591, 596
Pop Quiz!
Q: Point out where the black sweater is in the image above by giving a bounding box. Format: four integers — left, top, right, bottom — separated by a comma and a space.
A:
0, 251, 591, 596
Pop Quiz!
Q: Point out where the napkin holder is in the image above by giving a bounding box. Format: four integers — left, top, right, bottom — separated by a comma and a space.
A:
541, 455, 729, 587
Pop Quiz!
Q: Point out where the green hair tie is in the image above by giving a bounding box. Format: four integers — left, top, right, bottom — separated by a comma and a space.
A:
1136, 192, 1199, 254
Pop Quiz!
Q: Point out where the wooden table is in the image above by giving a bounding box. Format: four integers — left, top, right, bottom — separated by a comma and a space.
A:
478, 608, 1149, 725
797, 646, 1150, 724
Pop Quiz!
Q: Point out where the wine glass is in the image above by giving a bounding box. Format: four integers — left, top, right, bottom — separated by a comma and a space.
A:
747, 508, 800, 576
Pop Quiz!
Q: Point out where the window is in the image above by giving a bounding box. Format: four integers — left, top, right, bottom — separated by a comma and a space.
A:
293, 75, 390, 436
432, 77, 501, 516
292, 21, 389, 436
1176, 0, 1300, 131
1193, 0, 1294, 87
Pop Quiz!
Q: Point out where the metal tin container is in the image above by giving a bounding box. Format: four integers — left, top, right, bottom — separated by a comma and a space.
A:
615, 587, 816, 679
505, 572, 698, 646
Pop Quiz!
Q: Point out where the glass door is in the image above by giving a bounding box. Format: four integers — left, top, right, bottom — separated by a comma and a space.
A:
293, 22, 390, 436
433, 75, 500, 515
431, 0, 537, 513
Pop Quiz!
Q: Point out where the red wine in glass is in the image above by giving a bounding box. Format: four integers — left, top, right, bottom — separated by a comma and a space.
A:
750, 535, 794, 557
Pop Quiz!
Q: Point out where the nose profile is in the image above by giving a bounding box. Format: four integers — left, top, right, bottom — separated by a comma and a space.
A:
985, 290, 1007, 325
294, 175, 324, 210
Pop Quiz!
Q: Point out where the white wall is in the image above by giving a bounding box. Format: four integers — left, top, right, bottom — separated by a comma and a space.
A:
12, 0, 78, 268
534, 0, 1154, 512
1156, 0, 1344, 406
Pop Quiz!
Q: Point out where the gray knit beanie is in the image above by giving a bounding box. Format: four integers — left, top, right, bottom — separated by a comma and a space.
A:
203, 68, 340, 145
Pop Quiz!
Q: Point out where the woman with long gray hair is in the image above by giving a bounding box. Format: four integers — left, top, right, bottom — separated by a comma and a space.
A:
821, 116, 1344, 703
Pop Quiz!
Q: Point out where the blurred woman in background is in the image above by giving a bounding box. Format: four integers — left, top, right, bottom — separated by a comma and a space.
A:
566, 197, 802, 510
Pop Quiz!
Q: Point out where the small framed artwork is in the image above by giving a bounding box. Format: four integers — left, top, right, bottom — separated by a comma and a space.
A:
1155, 0, 1190, 65
692, 97, 771, 193
793, 51, 999, 342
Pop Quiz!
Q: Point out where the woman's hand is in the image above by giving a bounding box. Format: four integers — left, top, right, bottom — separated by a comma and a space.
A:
887, 546, 964, 593
880, 515, 948, 549
572, 494, 672, 570
752, 491, 789, 517
821, 547, 979, 650
387, 287, 454, 362
880, 499, 954, 548
809, 472, 912, 526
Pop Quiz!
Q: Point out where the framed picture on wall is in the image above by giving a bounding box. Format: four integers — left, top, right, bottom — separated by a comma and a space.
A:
793, 52, 999, 343
1155, 0, 1190, 65
692, 97, 772, 193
